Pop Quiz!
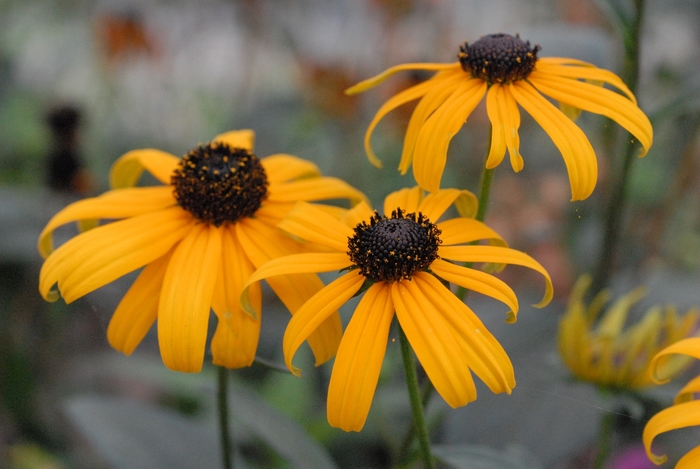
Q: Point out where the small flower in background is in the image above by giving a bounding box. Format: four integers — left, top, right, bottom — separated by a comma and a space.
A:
95, 11, 158, 65
644, 338, 700, 467
558, 275, 699, 390
242, 186, 553, 431
347, 33, 653, 200
38, 129, 366, 373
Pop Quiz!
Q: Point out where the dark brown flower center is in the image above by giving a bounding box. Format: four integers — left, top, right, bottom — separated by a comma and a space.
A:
172, 142, 268, 226
347, 209, 441, 283
458, 33, 539, 84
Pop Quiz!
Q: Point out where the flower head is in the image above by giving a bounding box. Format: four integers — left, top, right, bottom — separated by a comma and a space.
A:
558, 275, 699, 390
38, 129, 366, 373
347, 33, 653, 200
242, 186, 553, 431
644, 338, 700, 467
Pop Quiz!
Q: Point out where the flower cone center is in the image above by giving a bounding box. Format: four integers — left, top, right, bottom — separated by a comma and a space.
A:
348, 209, 441, 283
172, 143, 268, 226
458, 33, 539, 84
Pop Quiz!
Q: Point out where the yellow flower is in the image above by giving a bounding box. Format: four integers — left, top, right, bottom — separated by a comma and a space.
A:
558, 275, 699, 390
644, 338, 700, 467
347, 33, 653, 200
242, 186, 553, 431
38, 129, 366, 373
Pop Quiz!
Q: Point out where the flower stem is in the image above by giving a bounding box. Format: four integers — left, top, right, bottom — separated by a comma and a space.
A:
591, 0, 646, 294
593, 411, 615, 469
218, 366, 233, 469
398, 323, 435, 469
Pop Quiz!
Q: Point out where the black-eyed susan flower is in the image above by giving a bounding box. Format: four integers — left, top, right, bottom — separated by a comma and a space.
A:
242, 186, 553, 431
346, 33, 653, 200
644, 338, 700, 467
558, 275, 699, 390
38, 129, 366, 373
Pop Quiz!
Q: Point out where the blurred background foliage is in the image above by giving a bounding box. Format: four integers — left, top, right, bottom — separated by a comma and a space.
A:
1, 0, 700, 467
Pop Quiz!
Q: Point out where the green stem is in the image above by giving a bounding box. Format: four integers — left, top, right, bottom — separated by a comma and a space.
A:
398, 323, 435, 469
218, 366, 233, 469
396, 379, 436, 465
591, 0, 646, 294
593, 411, 615, 469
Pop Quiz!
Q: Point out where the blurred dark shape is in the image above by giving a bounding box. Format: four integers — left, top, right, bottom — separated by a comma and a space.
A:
44, 105, 94, 195
299, 60, 361, 122
96, 12, 157, 65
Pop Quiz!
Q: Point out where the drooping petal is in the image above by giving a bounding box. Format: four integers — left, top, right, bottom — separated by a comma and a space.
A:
412, 272, 516, 394
327, 283, 394, 432
383, 186, 423, 215
536, 58, 636, 102
38, 186, 175, 257
438, 217, 506, 246
677, 444, 700, 469
430, 259, 519, 322
392, 279, 477, 407
212, 129, 255, 151
236, 218, 343, 365
107, 249, 174, 355
529, 72, 652, 156
418, 189, 478, 223
643, 400, 700, 465
486, 84, 524, 172
210, 226, 261, 369
39, 207, 193, 303
485, 85, 508, 169
283, 271, 365, 376
511, 80, 597, 201
399, 72, 467, 174
439, 245, 553, 307
413, 79, 488, 192
267, 177, 367, 206
276, 202, 353, 252
261, 154, 321, 183
345, 62, 459, 95
501, 85, 523, 171
362, 76, 446, 168
109, 149, 180, 189
675, 375, 700, 404
649, 337, 700, 384
158, 223, 222, 373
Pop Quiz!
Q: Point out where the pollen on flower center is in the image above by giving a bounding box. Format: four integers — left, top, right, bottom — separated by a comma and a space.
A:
347, 209, 441, 283
458, 33, 540, 84
172, 142, 268, 226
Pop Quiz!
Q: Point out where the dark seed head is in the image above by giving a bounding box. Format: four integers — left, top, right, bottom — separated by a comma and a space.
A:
347, 209, 441, 283
172, 142, 268, 226
458, 33, 540, 84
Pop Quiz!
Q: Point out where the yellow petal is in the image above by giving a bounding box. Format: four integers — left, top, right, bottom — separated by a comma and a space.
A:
267, 177, 367, 206
38, 186, 175, 258
595, 285, 646, 337
158, 224, 222, 373
485, 84, 508, 170
650, 337, 700, 384
530, 72, 652, 156
235, 219, 343, 365
107, 249, 173, 355
536, 58, 636, 103
413, 79, 488, 192
362, 76, 443, 168
643, 400, 700, 465
283, 271, 365, 375
501, 85, 523, 172
677, 444, 700, 469
212, 129, 255, 151
327, 283, 394, 432
399, 72, 466, 174
675, 375, 700, 404
261, 154, 321, 183
439, 245, 553, 307
40, 207, 193, 303
343, 201, 375, 228
392, 279, 477, 407
430, 259, 518, 323
109, 149, 180, 189
210, 226, 261, 369
345, 62, 459, 95
277, 202, 353, 252
511, 80, 597, 201
418, 189, 478, 224
412, 272, 516, 393
384, 187, 423, 215
438, 217, 506, 246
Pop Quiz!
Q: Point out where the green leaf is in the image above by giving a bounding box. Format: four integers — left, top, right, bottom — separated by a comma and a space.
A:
432, 444, 544, 469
